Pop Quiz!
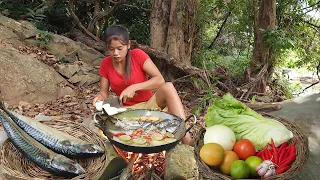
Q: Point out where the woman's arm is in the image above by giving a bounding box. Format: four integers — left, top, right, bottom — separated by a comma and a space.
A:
93, 77, 110, 106
132, 58, 165, 91
119, 58, 164, 103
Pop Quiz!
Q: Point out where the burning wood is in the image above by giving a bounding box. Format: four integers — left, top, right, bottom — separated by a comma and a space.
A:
114, 146, 167, 180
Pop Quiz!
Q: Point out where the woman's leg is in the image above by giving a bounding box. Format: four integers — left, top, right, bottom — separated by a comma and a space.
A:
155, 82, 194, 146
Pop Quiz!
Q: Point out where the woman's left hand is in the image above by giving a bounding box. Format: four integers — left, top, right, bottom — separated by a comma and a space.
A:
119, 85, 137, 104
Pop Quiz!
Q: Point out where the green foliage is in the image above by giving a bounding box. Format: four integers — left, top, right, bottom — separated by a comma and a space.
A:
0, 0, 41, 19
193, 0, 252, 81
25, 8, 46, 24
0, 1, 9, 16
191, 73, 218, 116
55, 53, 73, 63
40, 1, 72, 33
31, 31, 53, 49
193, 48, 250, 79
263, 27, 294, 53
110, 0, 151, 45
271, 70, 303, 99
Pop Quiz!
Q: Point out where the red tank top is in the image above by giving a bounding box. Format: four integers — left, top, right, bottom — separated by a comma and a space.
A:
99, 48, 153, 106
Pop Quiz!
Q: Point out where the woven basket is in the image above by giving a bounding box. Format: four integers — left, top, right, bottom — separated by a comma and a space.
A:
194, 113, 309, 180
0, 120, 108, 180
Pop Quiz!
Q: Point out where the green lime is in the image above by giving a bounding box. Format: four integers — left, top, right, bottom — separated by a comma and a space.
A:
245, 156, 263, 177
230, 160, 251, 179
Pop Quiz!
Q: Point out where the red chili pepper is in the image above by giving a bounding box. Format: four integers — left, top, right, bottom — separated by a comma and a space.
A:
130, 128, 143, 137
273, 151, 279, 164
256, 150, 264, 157
279, 154, 296, 168
280, 146, 292, 164
154, 129, 161, 134
285, 145, 295, 159
276, 165, 291, 174
278, 147, 287, 164
111, 132, 126, 138
262, 152, 266, 160
278, 142, 288, 154
271, 138, 277, 153
266, 148, 273, 161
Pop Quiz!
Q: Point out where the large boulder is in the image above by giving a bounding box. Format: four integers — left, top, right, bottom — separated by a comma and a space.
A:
165, 144, 199, 180
0, 15, 37, 49
0, 44, 68, 105
26, 33, 106, 66
0, 15, 106, 105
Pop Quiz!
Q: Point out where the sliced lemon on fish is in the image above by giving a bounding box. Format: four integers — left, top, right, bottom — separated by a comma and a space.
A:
165, 132, 175, 138
164, 138, 176, 143
150, 140, 166, 146
133, 138, 147, 145
131, 117, 140, 121
151, 133, 163, 141
140, 116, 148, 121
119, 135, 131, 141
149, 116, 160, 122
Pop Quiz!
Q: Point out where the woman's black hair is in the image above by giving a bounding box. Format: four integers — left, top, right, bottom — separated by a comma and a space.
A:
105, 25, 131, 80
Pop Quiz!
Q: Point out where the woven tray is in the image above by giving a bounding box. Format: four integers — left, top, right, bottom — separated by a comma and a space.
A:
0, 120, 108, 180
194, 113, 309, 180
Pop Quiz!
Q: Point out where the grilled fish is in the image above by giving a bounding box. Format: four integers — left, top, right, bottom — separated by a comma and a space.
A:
0, 102, 104, 158
95, 112, 181, 134
0, 109, 86, 177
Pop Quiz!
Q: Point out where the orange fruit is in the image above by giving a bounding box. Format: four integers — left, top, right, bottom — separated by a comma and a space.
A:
219, 151, 239, 175
200, 143, 224, 166
230, 160, 251, 179
245, 156, 263, 177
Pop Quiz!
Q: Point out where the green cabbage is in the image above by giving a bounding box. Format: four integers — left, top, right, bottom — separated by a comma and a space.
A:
205, 93, 293, 150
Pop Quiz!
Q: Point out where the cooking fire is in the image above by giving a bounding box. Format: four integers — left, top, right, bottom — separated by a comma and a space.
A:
114, 146, 167, 180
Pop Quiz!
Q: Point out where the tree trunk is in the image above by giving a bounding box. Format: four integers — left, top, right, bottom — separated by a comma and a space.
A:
150, 0, 197, 65
244, 0, 276, 95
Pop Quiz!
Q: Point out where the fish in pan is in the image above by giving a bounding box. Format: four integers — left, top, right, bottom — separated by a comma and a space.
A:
0, 109, 86, 177
0, 102, 104, 158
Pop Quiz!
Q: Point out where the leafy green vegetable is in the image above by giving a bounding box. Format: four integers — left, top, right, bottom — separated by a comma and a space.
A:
205, 93, 293, 150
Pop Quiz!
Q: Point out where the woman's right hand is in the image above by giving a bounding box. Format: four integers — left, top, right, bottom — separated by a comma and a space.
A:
93, 93, 108, 106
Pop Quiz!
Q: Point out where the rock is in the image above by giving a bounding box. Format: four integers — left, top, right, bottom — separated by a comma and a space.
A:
0, 15, 37, 39
57, 86, 76, 99
0, 44, 66, 105
77, 43, 105, 64
43, 33, 104, 65
165, 144, 199, 180
69, 73, 100, 86
0, 25, 25, 49
55, 64, 80, 78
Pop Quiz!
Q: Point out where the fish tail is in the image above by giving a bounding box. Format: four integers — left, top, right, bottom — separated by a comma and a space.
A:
0, 101, 6, 110
94, 114, 106, 130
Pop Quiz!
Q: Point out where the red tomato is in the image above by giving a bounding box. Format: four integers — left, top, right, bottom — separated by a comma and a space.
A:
233, 139, 256, 160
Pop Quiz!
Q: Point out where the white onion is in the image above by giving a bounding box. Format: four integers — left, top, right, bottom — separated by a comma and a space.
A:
204, 125, 236, 151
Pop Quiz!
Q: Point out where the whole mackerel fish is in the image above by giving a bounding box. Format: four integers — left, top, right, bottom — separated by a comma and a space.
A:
0, 102, 104, 158
0, 109, 86, 177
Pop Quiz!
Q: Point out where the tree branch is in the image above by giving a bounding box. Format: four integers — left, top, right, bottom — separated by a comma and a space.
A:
294, 81, 320, 95
301, 1, 320, 11
304, 20, 320, 28
68, 0, 99, 41
208, 10, 232, 49
87, 0, 126, 32
121, 4, 151, 12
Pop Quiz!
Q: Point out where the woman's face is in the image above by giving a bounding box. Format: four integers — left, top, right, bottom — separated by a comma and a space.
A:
107, 40, 130, 63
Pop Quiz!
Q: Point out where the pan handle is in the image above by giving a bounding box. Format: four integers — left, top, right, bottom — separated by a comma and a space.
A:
184, 114, 197, 133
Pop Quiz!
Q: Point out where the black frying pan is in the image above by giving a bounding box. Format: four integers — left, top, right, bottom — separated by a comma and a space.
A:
94, 109, 196, 154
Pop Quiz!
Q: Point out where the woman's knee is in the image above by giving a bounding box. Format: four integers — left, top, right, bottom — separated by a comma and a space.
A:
159, 82, 175, 92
